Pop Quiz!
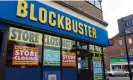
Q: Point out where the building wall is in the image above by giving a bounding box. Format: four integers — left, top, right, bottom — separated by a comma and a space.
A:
38, 1, 106, 29
62, 1, 103, 20
105, 34, 133, 69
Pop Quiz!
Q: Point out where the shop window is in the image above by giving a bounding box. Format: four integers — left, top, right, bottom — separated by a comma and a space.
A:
77, 42, 87, 50
77, 42, 89, 70
77, 42, 90, 80
6, 27, 43, 67
43, 34, 61, 66
62, 38, 76, 67
89, 44, 104, 80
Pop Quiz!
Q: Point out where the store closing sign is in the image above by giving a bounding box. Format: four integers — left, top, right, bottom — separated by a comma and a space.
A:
44, 34, 60, 48
62, 38, 72, 50
9, 27, 43, 44
12, 45, 39, 66
62, 51, 76, 67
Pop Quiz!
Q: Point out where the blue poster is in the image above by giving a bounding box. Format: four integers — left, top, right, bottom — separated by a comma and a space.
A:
43, 71, 61, 80
92, 57, 103, 80
43, 48, 60, 66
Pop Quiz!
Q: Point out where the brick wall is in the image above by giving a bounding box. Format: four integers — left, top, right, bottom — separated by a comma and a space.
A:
105, 34, 133, 69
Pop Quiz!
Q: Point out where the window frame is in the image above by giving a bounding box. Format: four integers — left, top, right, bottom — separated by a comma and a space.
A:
87, 0, 102, 10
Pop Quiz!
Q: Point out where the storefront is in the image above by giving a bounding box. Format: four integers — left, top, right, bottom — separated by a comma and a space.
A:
0, 1, 108, 80
110, 57, 133, 71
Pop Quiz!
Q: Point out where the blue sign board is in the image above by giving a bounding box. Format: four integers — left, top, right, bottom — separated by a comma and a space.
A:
92, 57, 103, 80
0, 1, 108, 45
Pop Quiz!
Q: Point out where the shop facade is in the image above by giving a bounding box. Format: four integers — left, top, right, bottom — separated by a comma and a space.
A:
110, 57, 133, 71
0, 1, 108, 80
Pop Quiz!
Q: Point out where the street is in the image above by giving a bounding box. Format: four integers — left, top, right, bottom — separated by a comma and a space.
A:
109, 77, 130, 80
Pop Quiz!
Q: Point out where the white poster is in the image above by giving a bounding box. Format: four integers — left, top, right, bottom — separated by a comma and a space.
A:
48, 74, 56, 80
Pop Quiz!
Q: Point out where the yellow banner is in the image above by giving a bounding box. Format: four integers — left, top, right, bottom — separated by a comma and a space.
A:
62, 38, 72, 50
89, 44, 103, 54
9, 27, 42, 44
44, 34, 60, 48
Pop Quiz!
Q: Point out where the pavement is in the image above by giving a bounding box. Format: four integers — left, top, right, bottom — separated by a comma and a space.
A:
108, 77, 131, 80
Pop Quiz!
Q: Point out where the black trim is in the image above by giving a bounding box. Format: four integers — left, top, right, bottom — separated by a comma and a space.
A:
41, 34, 44, 80
0, 25, 9, 80
76, 41, 78, 80
60, 37, 62, 80
102, 52, 106, 80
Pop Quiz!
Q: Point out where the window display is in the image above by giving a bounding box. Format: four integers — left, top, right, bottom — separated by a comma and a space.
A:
43, 34, 60, 66
92, 56, 103, 80
6, 27, 43, 67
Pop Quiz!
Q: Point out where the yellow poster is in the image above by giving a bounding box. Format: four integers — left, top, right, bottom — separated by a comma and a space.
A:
9, 27, 42, 44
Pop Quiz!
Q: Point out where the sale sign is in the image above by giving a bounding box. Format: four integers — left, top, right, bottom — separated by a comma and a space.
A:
12, 45, 39, 66
62, 51, 76, 67
43, 48, 60, 66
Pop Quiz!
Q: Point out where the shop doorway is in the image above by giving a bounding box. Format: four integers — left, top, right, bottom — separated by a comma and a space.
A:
0, 31, 4, 68
77, 50, 91, 80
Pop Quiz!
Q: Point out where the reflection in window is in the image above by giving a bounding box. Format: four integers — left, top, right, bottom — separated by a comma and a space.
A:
77, 42, 87, 50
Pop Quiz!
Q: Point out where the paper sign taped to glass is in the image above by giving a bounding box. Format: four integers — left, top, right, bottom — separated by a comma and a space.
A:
12, 45, 39, 66
43, 48, 60, 66
62, 51, 76, 67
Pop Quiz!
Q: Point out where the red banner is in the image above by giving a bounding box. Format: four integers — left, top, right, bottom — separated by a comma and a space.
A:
62, 51, 76, 67
12, 45, 39, 66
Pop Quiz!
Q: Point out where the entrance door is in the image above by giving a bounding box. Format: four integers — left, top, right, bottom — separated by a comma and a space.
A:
0, 31, 4, 68
78, 50, 90, 80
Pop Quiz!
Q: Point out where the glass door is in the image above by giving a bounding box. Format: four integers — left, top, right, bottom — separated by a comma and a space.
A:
77, 42, 91, 80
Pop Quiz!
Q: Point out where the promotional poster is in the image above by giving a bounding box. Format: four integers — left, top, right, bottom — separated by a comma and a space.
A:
43, 48, 60, 66
12, 45, 39, 66
62, 51, 76, 67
